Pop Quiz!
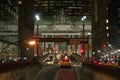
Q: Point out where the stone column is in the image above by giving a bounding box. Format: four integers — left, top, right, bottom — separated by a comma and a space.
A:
18, 0, 34, 60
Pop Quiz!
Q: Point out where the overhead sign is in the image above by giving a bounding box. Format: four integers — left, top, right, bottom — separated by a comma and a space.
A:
68, 38, 88, 45
39, 38, 66, 42
36, 38, 88, 44
69, 39, 81, 45
84, 44, 91, 50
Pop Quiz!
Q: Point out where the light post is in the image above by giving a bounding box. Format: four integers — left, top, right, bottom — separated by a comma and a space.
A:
35, 14, 40, 57
35, 14, 40, 36
81, 16, 86, 37
87, 32, 91, 61
81, 16, 87, 56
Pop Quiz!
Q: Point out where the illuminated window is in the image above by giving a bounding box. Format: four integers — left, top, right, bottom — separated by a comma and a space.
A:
42, 3, 48, 6
107, 33, 109, 37
106, 26, 109, 30
106, 19, 109, 23
18, 1, 22, 4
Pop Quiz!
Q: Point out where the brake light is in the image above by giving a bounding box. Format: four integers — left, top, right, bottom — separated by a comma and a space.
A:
60, 61, 63, 63
98, 62, 102, 65
69, 60, 71, 63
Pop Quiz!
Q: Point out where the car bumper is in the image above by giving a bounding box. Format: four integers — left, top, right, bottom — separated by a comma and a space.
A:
60, 63, 71, 68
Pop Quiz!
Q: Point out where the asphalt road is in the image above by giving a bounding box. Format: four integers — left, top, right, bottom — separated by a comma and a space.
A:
56, 69, 76, 80
33, 63, 81, 80
33, 54, 120, 80
33, 64, 59, 80
33, 54, 83, 80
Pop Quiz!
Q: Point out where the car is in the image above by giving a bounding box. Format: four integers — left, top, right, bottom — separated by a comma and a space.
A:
90, 60, 104, 66
59, 56, 72, 68
105, 60, 118, 67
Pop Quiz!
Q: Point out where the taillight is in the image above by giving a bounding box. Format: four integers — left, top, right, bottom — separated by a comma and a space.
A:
69, 60, 71, 63
60, 61, 63, 63
98, 62, 102, 65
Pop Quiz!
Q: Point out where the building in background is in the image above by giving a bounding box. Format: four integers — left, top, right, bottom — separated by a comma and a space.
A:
92, 0, 108, 52
108, 0, 120, 48
92, 0, 120, 61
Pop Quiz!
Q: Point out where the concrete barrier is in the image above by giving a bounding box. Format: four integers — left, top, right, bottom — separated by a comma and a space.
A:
0, 62, 41, 80
78, 66, 119, 80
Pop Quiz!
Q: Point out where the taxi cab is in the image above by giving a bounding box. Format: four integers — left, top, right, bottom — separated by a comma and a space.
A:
59, 56, 72, 68
106, 60, 118, 67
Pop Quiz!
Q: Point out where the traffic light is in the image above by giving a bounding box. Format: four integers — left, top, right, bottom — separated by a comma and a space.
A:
102, 44, 107, 48
80, 48, 85, 55
80, 49, 84, 53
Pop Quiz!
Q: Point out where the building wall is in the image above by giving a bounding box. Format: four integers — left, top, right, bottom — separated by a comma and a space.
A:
108, 0, 120, 47
18, 0, 34, 59
92, 0, 108, 52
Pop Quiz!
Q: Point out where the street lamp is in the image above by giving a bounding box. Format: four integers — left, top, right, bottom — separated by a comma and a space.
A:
81, 16, 86, 37
28, 40, 36, 46
35, 14, 40, 36
81, 16, 87, 56
35, 14, 40, 57
87, 32, 91, 61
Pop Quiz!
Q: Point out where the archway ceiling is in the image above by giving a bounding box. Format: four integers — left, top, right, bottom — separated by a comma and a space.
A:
0, 0, 92, 24
0, 0, 92, 42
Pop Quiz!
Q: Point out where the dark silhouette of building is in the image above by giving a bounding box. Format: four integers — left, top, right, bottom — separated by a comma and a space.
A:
108, 0, 120, 48
92, 0, 108, 52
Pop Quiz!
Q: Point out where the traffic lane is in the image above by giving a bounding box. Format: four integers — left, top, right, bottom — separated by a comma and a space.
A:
33, 64, 59, 80
34, 55, 82, 80
56, 69, 76, 80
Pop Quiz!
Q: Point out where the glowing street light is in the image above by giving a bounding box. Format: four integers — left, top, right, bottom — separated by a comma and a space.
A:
28, 40, 36, 45
35, 14, 40, 21
81, 16, 87, 37
81, 16, 87, 57
35, 14, 40, 57
81, 16, 87, 21
35, 14, 40, 36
